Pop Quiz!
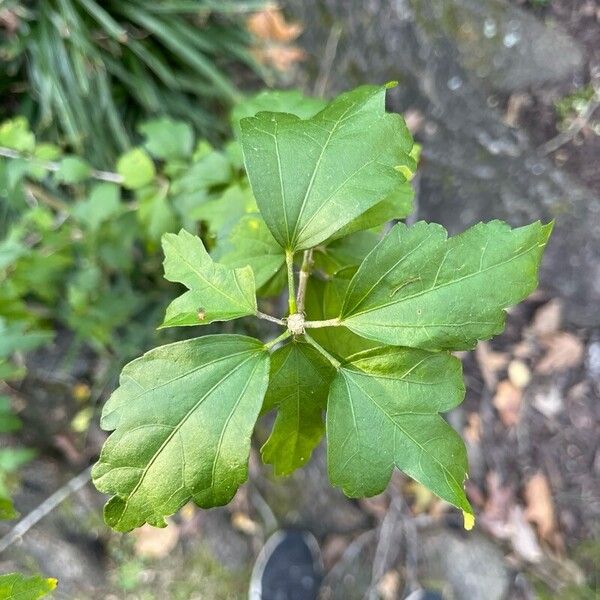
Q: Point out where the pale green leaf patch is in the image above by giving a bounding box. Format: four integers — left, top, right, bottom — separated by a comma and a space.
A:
340, 220, 553, 350
0, 572, 57, 599
240, 84, 415, 251
117, 148, 156, 189
261, 340, 335, 476
327, 346, 472, 516
93, 335, 270, 531
161, 229, 257, 327
217, 214, 286, 291
139, 117, 194, 160
54, 156, 91, 184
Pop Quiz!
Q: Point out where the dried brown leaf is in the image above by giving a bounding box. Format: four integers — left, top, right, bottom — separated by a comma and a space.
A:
247, 8, 302, 42
231, 511, 260, 536
524, 472, 558, 545
493, 380, 522, 426
377, 570, 401, 600
531, 299, 562, 338
536, 332, 584, 374
476, 341, 509, 389
463, 412, 481, 444
133, 522, 179, 558
251, 46, 306, 71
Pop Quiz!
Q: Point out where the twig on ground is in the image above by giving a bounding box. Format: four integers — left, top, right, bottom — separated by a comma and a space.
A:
538, 96, 600, 155
0, 466, 92, 554
0, 146, 123, 184
366, 494, 404, 600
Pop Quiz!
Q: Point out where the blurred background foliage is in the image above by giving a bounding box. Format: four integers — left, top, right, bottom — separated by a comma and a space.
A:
0, 0, 268, 167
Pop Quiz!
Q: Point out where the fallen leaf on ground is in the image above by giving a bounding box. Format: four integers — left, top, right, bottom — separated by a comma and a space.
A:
322, 534, 350, 570
404, 109, 425, 134
463, 412, 481, 444
509, 506, 544, 563
377, 570, 401, 600
483, 471, 514, 522
536, 332, 584, 374
476, 341, 509, 389
359, 493, 389, 519
504, 92, 531, 127
524, 472, 561, 549
133, 522, 179, 558
513, 339, 536, 359
531, 299, 562, 338
493, 380, 522, 426
251, 46, 306, 71
231, 511, 260, 536
247, 8, 306, 71
247, 8, 303, 42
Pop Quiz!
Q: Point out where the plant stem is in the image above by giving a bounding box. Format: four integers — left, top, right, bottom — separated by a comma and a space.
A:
304, 317, 341, 328
0, 145, 124, 184
265, 329, 291, 350
285, 250, 297, 315
303, 332, 341, 368
256, 311, 285, 326
296, 248, 313, 313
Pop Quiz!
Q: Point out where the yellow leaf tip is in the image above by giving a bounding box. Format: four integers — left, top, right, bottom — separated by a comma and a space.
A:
462, 511, 475, 531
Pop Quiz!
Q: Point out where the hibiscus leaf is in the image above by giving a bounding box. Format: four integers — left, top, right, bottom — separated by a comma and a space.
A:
340, 220, 553, 350
327, 346, 472, 517
240, 84, 415, 251
93, 335, 270, 531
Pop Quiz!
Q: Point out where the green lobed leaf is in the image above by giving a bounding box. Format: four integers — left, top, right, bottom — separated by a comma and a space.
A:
192, 184, 257, 242
313, 230, 380, 276
92, 334, 270, 531
261, 340, 335, 476
0, 573, 57, 599
240, 84, 415, 251
71, 183, 121, 231
117, 148, 156, 189
216, 214, 285, 291
231, 89, 327, 138
161, 229, 257, 327
54, 156, 91, 184
0, 118, 35, 153
139, 117, 194, 160
327, 346, 472, 516
340, 220, 553, 350
137, 186, 178, 242
331, 183, 414, 240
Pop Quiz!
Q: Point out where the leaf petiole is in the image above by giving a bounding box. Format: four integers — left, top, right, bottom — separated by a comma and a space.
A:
304, 318, 341, 329
256, 311, 286, 326
265, 330, 292, 350
296, 248, 313, 313
302, 332, 341, 369
285, 250, 297, 314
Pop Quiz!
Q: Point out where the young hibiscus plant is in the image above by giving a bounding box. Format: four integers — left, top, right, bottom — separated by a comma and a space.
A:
92, 84, 552, 532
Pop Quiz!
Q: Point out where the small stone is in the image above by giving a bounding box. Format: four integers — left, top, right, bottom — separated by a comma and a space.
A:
508, 360, 531, 389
